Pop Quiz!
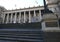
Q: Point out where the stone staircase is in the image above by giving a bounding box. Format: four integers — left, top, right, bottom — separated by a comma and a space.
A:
0, 29, 44, 42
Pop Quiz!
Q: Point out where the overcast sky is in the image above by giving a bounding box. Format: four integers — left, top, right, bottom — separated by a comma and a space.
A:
0, 0, 43, 10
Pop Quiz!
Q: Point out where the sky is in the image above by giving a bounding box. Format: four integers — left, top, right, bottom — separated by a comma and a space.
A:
0, 0, 43, 10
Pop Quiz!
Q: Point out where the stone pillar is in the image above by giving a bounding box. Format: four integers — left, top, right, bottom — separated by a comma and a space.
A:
42, 21, 46, 31
29, 11, 31, 23
34, 10, 36, 17
3, 14, 5, 23
39, 10, 42, 21
14, 12, 17, 23
33, 10, 36, 22
24, 11, 26, 23
10, 13, 13, 23
6, 13, 9, 23
19, 12, 21, 23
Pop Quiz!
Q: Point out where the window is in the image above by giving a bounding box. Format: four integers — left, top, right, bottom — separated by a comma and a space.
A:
45, 22, 58, 27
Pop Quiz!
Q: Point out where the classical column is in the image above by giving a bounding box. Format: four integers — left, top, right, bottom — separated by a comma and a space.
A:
6, 14, 7, 23
10, 13, 13, 23
39, 10, 42, 21
6, 13, 9, 23
19, 12, 21, 23
29, 11, 31, 23
3, 14, 5, 23
42, 21, 46, 30
24, 11, 26, 23
33, 10, 36, 22
14, 12, 17, 23
34, 10, 36, 17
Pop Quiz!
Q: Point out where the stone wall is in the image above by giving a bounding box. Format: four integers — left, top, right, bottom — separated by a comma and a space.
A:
44, 32, 60, 42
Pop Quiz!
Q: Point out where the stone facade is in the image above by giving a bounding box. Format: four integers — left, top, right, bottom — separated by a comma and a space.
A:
0, 0, 60, 42
41, 0, 60, 31
2, 7, 43, 24
1, 0, 60, 31
47, 0, 60, 13
0, 6, 6, 24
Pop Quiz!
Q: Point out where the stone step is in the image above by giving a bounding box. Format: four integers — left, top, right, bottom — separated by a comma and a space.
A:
0, 29, 42, 31
0, 36, 43, 40
0, 34, 43, 37
0, 31, 43, 34
0, 37, 44, 42
0, 29, 44, 42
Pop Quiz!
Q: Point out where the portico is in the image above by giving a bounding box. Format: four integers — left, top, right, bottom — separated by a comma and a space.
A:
3, 8, 42, 24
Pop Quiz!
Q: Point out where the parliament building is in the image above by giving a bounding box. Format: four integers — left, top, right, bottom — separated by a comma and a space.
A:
0, 0, 60, 42
1, 0, 60, 31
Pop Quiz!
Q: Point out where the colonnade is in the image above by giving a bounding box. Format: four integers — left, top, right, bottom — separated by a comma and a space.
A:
3, 10, 41, 24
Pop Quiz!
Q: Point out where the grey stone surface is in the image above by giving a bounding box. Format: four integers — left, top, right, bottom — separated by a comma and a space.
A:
44, 32, 60, 42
